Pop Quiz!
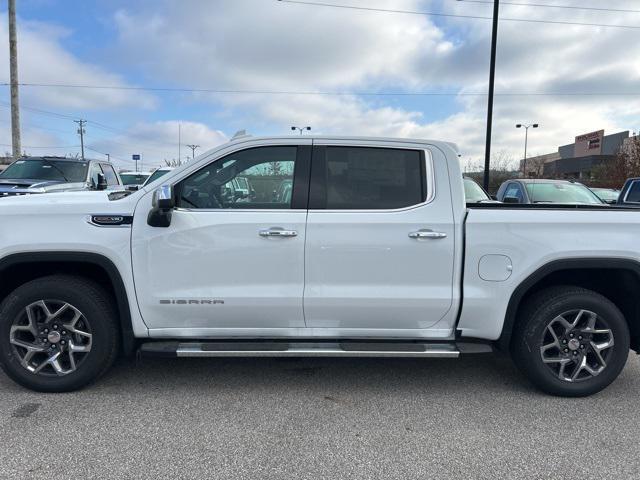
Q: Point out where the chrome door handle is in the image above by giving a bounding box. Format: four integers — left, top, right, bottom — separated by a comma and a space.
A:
259, 228, 298, 238
409, 230, 447, 239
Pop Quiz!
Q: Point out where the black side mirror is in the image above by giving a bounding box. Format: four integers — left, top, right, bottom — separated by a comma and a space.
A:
148, 185, 175, 227
503, 196, 520, 204
96, 173, 108, 191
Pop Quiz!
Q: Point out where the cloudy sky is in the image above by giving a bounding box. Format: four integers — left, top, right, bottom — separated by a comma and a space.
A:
0, 0, 638, 170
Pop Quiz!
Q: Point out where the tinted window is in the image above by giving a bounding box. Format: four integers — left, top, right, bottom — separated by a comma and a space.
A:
0, 159, 88, 182
626, 181, 640, 203
177, 146, 297, 209
100, 164, 120, 186
145, 169, 170, 185
315, 147, 424, 210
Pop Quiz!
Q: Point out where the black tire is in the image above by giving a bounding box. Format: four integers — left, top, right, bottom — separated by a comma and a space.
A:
0, 275, 119, 392
512, 286, 630, 397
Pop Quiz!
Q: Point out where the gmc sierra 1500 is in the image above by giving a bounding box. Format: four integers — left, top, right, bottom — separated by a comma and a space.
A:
0, 136, 638, 396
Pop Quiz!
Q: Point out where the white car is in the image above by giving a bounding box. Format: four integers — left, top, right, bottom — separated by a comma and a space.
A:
0, 135, 637, 397
142, 167, 174, 187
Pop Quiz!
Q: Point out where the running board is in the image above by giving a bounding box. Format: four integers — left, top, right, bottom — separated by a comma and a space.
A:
137, 341, 486, 358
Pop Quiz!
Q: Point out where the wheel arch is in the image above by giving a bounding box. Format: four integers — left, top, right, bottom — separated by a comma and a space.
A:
498, 258, 640, 353
0, 252, 136, 356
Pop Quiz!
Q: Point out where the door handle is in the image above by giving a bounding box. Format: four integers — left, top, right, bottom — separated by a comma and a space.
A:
408, 229, 447, 239
259, 228, 298, 238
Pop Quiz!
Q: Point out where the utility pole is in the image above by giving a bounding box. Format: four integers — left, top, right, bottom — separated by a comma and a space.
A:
8, 0, 21, 159
178, 123, 181, 164
482, 0, 500, 191
186, 144, 200, 159
75, 119, 86, 160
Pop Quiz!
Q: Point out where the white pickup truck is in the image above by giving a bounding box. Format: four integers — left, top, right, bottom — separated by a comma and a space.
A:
0, 136, 638, 396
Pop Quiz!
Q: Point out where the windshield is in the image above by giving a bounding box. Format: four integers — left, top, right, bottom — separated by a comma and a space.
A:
592, 188, 620, 202
525, 182, 603, 204
0, 159, 88, 182
144, 170, 170, 185
463, 178, 490, 202
120, 173, 150, 185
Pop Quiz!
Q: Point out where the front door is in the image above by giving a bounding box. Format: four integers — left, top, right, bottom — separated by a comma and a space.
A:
304, 143, 456, 332
132, 142, 311, 331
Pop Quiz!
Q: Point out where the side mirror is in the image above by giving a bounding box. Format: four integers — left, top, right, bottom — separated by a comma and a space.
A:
503, 196, 520, 204
148, 185, 175, 227
96, 173, 108, 191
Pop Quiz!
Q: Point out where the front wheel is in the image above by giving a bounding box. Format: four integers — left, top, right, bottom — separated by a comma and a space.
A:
0, 275, 119, 392
512, 286, 630, 397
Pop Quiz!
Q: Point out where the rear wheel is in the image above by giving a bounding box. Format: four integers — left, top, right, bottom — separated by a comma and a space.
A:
0, 275, 119, 392
512, 286, 630, 397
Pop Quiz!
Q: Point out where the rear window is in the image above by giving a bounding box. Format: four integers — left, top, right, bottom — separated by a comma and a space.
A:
120, 173, 150, 185
313, 147, 425, 210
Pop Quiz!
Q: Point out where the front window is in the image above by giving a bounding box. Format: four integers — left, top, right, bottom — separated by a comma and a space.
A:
0, 159, 88, 182
120, 173, 150, 186
177, 146, 297, 209
525, 182, 603, 204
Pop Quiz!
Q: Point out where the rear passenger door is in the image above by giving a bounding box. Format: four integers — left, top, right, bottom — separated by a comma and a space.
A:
304, 141, 456, 332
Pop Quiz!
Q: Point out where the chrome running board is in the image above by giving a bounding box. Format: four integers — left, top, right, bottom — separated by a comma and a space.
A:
138, 341, 475, 358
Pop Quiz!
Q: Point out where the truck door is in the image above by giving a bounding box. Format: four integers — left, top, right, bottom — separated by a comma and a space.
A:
131, 140, 311, 331
304, 142, 456, 332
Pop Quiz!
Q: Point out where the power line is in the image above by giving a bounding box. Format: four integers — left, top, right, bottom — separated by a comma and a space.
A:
2, 83, 640, 97
454, 0, 640, 14
0, 143, 79, 148
276, 0, 640, 30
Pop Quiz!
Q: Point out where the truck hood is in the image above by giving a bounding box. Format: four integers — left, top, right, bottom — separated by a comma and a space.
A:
0, 189, 137, 215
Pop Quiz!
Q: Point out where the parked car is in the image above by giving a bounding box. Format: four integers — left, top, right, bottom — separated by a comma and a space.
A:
463, 176, 499, 203
496, 179, 604, 205
590, 188, 620, 204
617, 178, 640, 206
0, 156, 121, 197
0, 136, 638, 398
119, 171, 152, 191
142, 167, 174, 187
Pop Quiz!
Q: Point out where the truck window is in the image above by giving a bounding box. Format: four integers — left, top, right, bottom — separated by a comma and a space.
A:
177, 146, 297, 209
312, 147, 425, 210
625, 181, 640, 203
100, 164, 120, 186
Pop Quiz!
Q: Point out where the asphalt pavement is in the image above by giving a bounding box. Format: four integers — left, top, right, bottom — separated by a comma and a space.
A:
1, 353, 639, 479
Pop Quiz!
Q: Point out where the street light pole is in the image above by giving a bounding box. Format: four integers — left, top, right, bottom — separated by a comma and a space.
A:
516, 123, 539, 177
186, 144, 200, 159
291, 126, 311, 135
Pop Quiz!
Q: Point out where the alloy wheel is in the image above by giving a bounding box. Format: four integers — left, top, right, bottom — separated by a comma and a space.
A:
540, 309, 614, 382
9, 300, 92, 376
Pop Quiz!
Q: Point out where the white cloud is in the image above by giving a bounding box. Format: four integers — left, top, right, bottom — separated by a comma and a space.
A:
86, 120, 228, 170
0, 13, 157, 111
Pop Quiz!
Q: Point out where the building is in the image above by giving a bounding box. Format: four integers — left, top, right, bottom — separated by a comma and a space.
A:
520, 130, 632, 180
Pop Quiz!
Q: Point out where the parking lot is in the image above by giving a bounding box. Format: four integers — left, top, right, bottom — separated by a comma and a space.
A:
1, 353, 639, 479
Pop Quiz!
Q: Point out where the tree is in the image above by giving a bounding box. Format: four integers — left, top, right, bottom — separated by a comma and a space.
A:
464, 150, 519, 195
164, 158, 185, 167
591, 136, 640, 188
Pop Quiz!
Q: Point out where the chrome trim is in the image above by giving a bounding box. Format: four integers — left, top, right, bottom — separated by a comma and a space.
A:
85, 214, 132, 228
174, 342, 459, 358
408, 229, 447, 239
259, 228, 298, 237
